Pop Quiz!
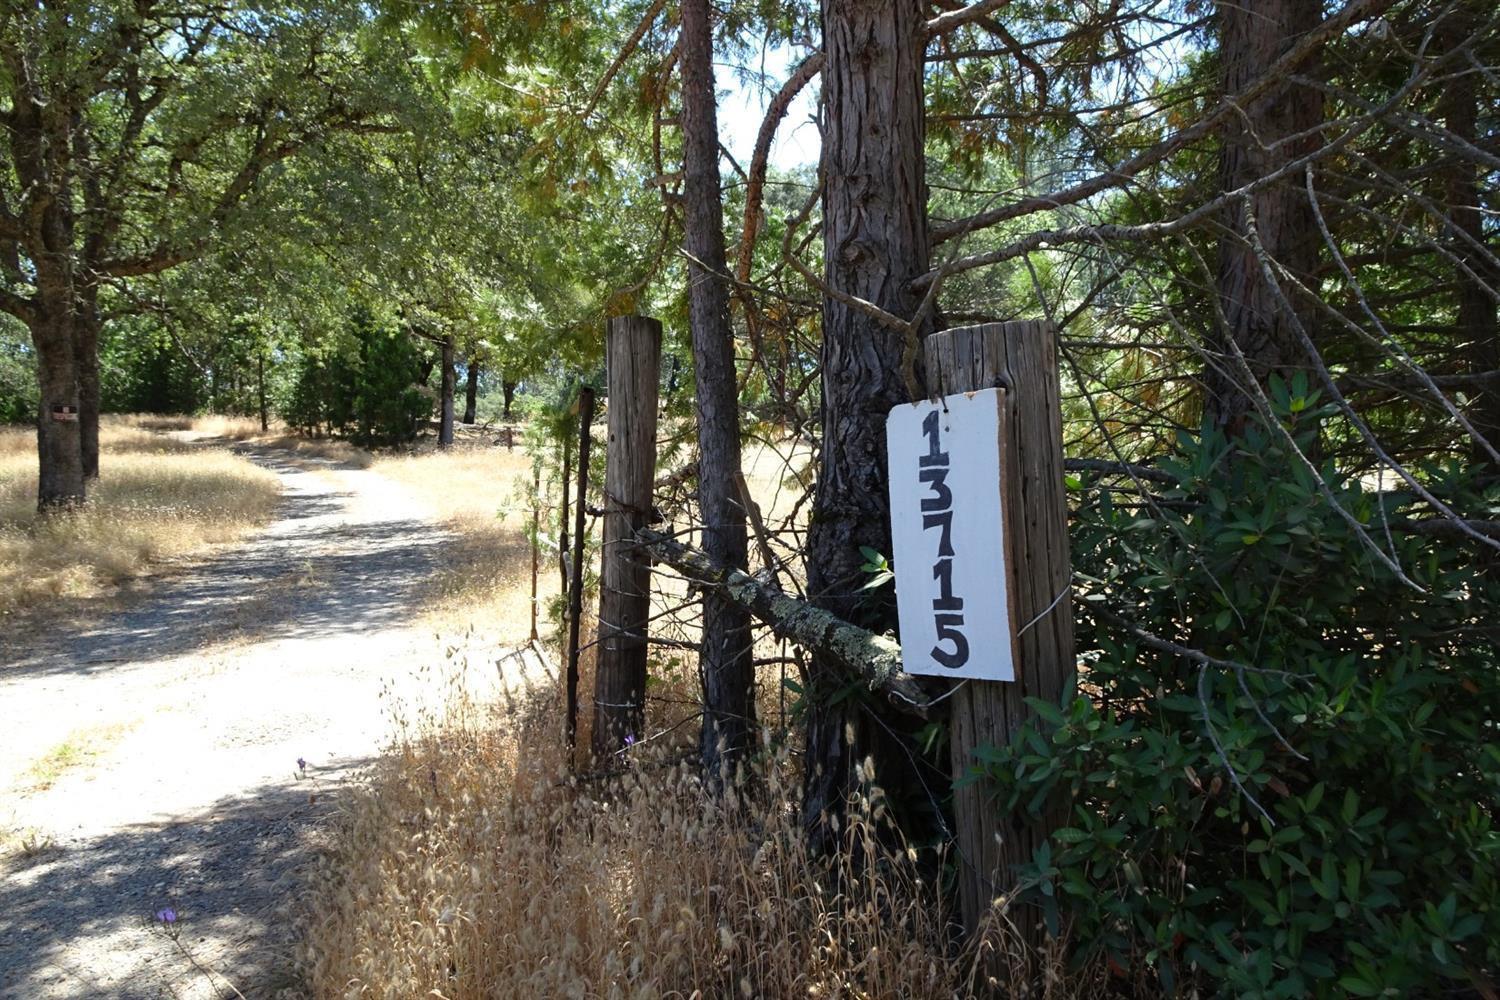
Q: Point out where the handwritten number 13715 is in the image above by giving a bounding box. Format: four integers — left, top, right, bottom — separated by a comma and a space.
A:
919, 410, 968, 668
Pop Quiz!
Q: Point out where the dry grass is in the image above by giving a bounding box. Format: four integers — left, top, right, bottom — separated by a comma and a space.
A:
110, 412, 273, 441
372, 441, 538, 631
0, 416, 282, 617
301, 667, 1007, 999
0, 820, 56, 861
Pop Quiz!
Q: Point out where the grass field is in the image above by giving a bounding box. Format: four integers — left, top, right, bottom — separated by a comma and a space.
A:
0, 415, 282, 618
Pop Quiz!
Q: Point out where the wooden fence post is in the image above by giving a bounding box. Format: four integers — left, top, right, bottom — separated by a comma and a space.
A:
592, 316, 661, 756
924, 322, 1075, 950
566, 386, 596, 758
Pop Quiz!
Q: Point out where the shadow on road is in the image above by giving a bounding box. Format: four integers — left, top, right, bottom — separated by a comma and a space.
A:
0, 762, 369, 999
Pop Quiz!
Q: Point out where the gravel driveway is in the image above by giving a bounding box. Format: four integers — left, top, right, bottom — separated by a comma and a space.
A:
0, 447, 507, 999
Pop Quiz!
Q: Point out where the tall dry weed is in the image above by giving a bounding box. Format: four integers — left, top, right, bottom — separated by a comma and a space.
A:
299, 653, 1111, 999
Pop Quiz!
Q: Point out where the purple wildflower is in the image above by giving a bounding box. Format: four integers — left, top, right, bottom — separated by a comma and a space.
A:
297, 757, 307, 772
155, 907, 178, 924
624, 733, 636, 747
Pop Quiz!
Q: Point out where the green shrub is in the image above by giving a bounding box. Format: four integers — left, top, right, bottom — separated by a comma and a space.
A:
972, 379, 1499, 997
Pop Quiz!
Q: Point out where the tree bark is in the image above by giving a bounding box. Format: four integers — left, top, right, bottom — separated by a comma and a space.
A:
566, 386, 595, 757
34, 312, 86, 510
1436, 6, 1500, 467
804, 0, 932, 849
439, 335, 455, 448
7, 42, 86, 508
502, 379, 518, 420
463, 357, 479, 424
680, 0, 757, 783
1204, 0, 1324, 433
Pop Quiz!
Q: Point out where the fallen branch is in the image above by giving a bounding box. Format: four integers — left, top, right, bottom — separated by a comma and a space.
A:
635, 528, 931, 716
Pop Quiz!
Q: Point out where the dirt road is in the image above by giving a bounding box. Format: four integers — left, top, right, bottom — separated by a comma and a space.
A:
0, 447, 511, 999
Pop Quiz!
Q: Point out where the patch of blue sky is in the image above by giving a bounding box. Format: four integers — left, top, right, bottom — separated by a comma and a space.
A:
716, 42, 820, 173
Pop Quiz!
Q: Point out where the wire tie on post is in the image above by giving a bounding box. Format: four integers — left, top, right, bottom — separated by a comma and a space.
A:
1018, 581, 1072, 637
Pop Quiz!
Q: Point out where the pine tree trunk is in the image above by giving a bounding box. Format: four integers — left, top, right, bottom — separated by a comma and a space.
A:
1437, 6, 1500, 467
34, 311, 86, 510
681, 0, 757, 782
439, 335, 455, 448
463, 358, 479, 424
1204, 0, 1324, 433
804, 0, 931, 848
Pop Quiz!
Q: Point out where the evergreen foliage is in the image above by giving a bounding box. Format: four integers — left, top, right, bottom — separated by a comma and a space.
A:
283, 307, 430, 445
975, 379, 1500, 996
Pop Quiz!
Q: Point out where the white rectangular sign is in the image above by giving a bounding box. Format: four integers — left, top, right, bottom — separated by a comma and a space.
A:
886, 388, 1016, 682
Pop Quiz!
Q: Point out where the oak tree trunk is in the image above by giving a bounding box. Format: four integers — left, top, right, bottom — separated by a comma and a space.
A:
804, 0, 931, 848
502, 379, 517, 420
439, 335, 456, 448
463, 358, 479, 424
1204, 0, 1324, 433
11, 75, 87, 509
33, 310, 86, 510
681, 0, 757, 782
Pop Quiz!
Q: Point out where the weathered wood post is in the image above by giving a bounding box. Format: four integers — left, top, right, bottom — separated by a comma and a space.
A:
591, 316, 661, 756
566, 386, 595, 756
924, 321, 1075, 949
